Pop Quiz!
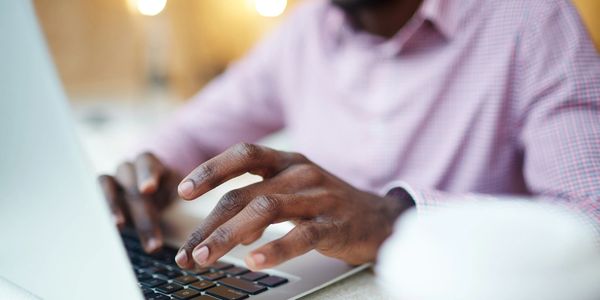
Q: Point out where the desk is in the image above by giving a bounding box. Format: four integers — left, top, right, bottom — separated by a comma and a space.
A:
301, 268, 392, 299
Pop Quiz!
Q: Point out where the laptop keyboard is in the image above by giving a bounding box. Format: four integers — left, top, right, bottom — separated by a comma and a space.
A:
122, 232, 288, 300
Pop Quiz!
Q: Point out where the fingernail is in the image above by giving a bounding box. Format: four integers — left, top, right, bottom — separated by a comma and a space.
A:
113, 213, 125, 226
175, 250, 188, 266
140, 179, 156, 194
192, 246, 209, 265
248, 253, 266, 268
178, 180, 194, 198
146, 238, 161, 252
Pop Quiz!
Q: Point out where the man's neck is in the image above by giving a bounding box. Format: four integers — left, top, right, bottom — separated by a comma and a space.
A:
344, 0, 424, 38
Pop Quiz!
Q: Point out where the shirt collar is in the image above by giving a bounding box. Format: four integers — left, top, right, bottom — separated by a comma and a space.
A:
419, 0, 462, 39
324, 0, 470, 51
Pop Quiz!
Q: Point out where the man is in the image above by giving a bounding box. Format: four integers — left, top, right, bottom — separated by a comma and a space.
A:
100, 0, 600, 272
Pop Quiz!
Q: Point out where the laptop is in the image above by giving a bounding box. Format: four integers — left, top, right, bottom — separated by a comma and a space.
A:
0, 1, 368, 299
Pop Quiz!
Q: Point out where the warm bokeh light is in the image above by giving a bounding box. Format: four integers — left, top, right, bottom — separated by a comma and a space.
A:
255, 0, 287, 17
134, 0, 167, 16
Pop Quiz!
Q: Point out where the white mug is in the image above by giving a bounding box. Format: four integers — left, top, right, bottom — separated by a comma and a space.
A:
377, 200, 600, 300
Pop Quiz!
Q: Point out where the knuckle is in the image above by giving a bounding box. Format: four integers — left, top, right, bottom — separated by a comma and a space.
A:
135, 152, 161, 171
211, 226, 234, 245
319, 190, 339, 203
184, 230, 205, 251
135, 151, 152, 162
116, 163, 131, 175
320, 224, 347, 253
289, 152, 308, 163
232, 142, 262, 160
298, 225, 320, 247
98, 175, 112, 186
294, 164, 324, 184
250, 195, 280, 217
217, 189, 244, 213
98, 177, 123, 204
192, 164, 213, 181
268, 241, 287, 257
119, 161, 135, 170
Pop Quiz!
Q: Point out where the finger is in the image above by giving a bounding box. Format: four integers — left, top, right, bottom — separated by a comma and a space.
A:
134, 152, 164, 195
175, 180, 273, 269
246, 223, 325, 270
116, 162, 163, 253
241, 230, 263, 246
175, 172, 316, 269
178, 143, 307, 200
188, 194, 321, 267
98, 175, 127, 229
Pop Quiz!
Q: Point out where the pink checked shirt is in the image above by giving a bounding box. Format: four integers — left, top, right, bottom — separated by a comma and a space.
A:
143, 0, 600, 223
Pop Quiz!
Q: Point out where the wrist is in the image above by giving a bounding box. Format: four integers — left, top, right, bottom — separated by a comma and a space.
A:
386, 187, 416, 211
381, 187, 415, 238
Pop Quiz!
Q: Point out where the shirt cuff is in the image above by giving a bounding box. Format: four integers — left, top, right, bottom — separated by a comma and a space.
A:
381, 180, 502, 210
380, 181, 424, 210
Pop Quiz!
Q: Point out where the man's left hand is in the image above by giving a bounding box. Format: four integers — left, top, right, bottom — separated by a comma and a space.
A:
173, 143, 412, 270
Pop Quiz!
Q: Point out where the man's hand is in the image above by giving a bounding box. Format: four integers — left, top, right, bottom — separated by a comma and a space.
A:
99, 152, 182, 253
174, 143, 413, 270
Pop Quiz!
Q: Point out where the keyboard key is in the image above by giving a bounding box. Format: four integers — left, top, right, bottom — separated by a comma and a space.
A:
209, 261, 233, 270
139, 260, 154, 268
131, 256, 153, 268
172, 288, 201, 299
190, 296, 219, 300
145, 292, 170, 300
124, 239, 145, 253
141, 287, 154, 295
219, 277, 267, 295
201, 271, 226, 281
156, 282, 183, 294
192, 267, 212, 275
156, 269, 184, 278
137, 273, 152, 281
189, 280, 216, 291
224, 267, 248, 276
173, 275, 199, 285
152, 261, 167, 267
143, 266, 169, 274
159, 250, 179, 261
164, 263, 185, 270
206, 286, 248, 300
147, 252, 171, 263
258, 275, 288, 287
140, 277, 166, 287
240, 272, 267, 281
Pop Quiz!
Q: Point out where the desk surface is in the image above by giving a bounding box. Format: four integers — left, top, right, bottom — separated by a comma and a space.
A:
301, 268, 392, 299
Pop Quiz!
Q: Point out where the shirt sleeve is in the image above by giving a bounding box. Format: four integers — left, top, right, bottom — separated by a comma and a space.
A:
134, 8, 309, 176
384, 1, 600, 226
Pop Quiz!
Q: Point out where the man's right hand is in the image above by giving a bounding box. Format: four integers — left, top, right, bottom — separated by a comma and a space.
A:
99, 152, 182, 253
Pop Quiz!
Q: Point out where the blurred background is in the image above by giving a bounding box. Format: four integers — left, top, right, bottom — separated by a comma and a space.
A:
34, 0, 299, 173
33, 0, 599, 174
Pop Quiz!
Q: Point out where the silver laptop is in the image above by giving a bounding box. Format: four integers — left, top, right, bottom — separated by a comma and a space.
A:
0, 1, 367, 299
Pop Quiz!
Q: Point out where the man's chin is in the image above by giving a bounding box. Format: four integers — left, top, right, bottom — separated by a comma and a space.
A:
330, 0, 391, 10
